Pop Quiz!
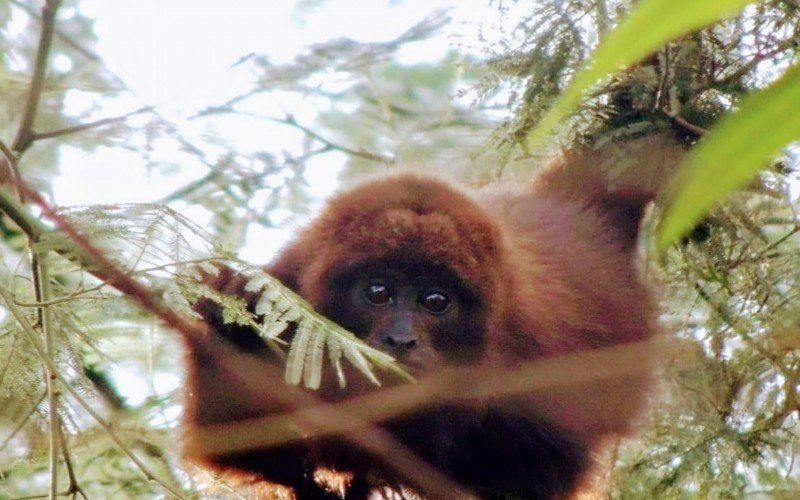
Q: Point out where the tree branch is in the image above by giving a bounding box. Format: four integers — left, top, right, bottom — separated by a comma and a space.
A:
12, 0, 62, 155
257, 113, 395, 164
33, 106, 154, 141
188, 339, 658, 456
0, 284, 187, 499
0, 178, 473, 499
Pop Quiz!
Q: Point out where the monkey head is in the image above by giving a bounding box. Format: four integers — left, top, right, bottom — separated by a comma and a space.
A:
266, 173, 521, 376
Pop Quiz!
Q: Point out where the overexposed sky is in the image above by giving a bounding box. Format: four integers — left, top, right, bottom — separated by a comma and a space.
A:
65, 0, 501, 119
51, 0, 496, 261
84, 0, 494, 110
41, 0, 501, 406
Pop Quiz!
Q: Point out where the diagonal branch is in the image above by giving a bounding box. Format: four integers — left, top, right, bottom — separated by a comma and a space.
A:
267, 114, 395, 164
12, 0, 62, 154
33, 106, 154, 141
0, 178, 474, 499
188, 339, 658, 456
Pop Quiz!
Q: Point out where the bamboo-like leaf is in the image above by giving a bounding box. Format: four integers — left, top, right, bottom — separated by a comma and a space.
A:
656, 62, 800, 250
254, 276, 283, 316
525, 0, 753, 149
221, 265, 412, 387
254, 292, 274, 316
327, 337, 346, 388
303, 327, 327, 389
285, 322, 313, 386
197, 261, 219, 275
260, 319, 287, 339
342, 344, 381, 387
244, 273, 269, 293
280, 304, 302, 323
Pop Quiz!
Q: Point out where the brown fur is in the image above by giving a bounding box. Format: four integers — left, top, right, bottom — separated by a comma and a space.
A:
188, 137, 684, 498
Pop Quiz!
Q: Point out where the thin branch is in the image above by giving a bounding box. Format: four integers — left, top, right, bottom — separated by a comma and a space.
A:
267, 114, 395, 164
0, 284, 187, 499
0, 139, 18, 171
0, 391, 46, 453
666, 111, 708, 136
718, 35, 800, 87
0, 187, 51, 241
33, 107, 154, 142
188, 88, 260, 120
9, 0, 101, 62
30, 251, 60, 499
13, 257, 223, 308
195, 107, 395, 163
188, 339, 658, 456
12, 0, 62, 154
0, 138, 24, 200
58, 426, 88, 500
157, 164, 224, 204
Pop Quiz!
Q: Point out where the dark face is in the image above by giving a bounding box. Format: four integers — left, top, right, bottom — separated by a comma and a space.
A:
323, 262, 486, 372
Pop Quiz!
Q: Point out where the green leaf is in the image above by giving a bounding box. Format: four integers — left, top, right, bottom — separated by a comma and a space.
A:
285, 321, 313, 386
656, 61, 800, 250
304, 326, 327, 389
525, 0, 753, 149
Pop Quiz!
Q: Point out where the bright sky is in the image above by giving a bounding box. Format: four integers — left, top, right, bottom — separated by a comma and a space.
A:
50, 0, 496, 262
49, 0, 497, 407
86, 0, 493, 108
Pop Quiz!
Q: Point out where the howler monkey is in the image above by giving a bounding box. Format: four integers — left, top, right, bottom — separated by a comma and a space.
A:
187, 136, 681, 499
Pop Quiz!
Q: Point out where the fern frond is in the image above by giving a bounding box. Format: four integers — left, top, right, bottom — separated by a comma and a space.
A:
209, 265, 412, 390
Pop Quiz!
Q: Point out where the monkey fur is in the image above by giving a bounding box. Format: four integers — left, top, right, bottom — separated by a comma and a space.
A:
187, 136, 682, 498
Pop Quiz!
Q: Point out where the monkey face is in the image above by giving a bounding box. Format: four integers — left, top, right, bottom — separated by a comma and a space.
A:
321, 260, 487, 373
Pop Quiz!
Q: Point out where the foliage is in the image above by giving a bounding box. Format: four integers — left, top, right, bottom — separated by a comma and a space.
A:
617, 184, 800, 497
482, 0, 800, 496
656, 62, 800, 249
1, 0, 799, 498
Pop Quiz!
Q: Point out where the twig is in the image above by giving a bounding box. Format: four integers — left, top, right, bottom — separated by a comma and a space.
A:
30, 251, 60, 499
0, 283, 187, 499
12, 0, 62, 154
188, 89, 259, 120
9, 0, 101, 62
157, 164, 224, 204
267, 114, 395, 164
718, 35, 800, 87
188, 339, 659, 456
666, 111, 708, 136
0, 138, 24, 200
33, 107, 154, 141
58, 426, 89, 499
0, 391, 46, 452
0, 187, 50, 241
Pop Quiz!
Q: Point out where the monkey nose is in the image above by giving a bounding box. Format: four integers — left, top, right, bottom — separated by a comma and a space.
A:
384, 335, 418, 350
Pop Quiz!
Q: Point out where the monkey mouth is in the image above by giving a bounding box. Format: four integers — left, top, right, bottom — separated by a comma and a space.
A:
393, 357, 433, 377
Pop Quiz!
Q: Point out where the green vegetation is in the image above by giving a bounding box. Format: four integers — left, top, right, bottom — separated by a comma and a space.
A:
1, 0, 799, 497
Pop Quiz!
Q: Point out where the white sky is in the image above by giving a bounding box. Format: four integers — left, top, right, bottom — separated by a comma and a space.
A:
47, 0, 497, 407
50, 0, 496, 262
85, 0, 493, 108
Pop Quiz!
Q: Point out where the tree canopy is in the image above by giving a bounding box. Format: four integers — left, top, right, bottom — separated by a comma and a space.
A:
1, 0, 799, 497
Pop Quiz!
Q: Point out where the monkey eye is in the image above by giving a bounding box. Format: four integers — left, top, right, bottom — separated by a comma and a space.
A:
363, 283, 393, 306
420, 291, 450, 314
